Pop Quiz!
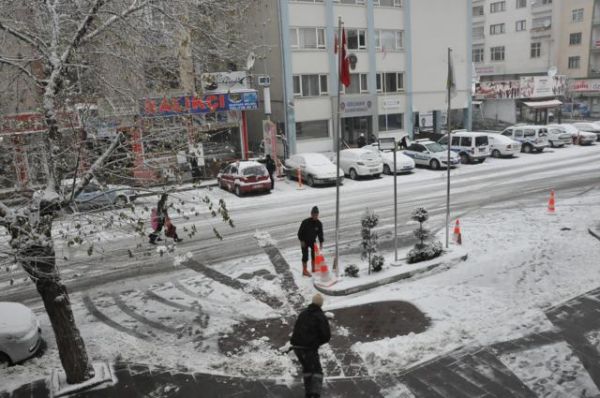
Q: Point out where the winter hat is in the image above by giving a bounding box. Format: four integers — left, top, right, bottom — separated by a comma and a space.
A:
311, 206, 319, 215
312, 293, 324, 307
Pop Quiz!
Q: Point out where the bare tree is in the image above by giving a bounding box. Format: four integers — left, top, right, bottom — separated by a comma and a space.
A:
0, 0, 248, 384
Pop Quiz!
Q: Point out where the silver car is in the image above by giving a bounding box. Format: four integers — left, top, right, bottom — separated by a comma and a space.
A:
68, 182, 137, 209
0, 302, 42, 364
403, 140, 460, 170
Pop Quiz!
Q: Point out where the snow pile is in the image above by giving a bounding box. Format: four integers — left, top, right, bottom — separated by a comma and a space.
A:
253, 230, 277, 247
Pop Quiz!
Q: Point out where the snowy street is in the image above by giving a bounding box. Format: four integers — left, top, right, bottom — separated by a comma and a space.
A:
3, 143, 600, 397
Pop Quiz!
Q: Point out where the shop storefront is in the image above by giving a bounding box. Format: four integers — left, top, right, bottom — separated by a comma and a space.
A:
567, 79, 600, 118
339, 95, 376, 146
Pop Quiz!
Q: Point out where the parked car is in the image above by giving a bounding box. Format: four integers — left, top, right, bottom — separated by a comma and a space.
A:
217, 161, 271, 196
437, 132, 490, 164
64, 181, 137, 209
403, 140, 460, 170
0, 302, 42, 365
337, 148, 384, 179
572, 122, 600, 141
362, 144, 415, 174
545, 126, 572, 148
285, 153, 344, 186
488, 133, 522, 158
553, 123, 597, 145
500, 125, 549, 153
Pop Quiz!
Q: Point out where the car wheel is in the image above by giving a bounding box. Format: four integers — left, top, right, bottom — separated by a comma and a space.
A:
459, 153, 469, 164
349, 169, 358, 180
373, 174, 381, 179
114, 196, 128, 207
479, 158, 486, 163
522, 144, 532, 153
235, 185, 242, 197
0, 352, 11, 366
430, 159, 440, 170
383, 164, 392, 175
491, 149, 501, 158
306, 175, 315, 187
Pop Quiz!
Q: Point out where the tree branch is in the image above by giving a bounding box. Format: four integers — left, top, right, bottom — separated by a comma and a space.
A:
81, 0, 150, 44
0, 57, 44, 86
0, 21, 50, 60
0, 200, 13, 228
63, 132, 123, 206
59, 0, 107, 66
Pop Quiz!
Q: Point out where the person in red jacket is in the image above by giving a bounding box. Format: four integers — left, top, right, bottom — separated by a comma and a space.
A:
290, 293, 331, 398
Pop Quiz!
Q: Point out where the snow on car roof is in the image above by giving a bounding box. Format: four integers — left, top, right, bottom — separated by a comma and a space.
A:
0, 302, 35, 334
298, 153, 331, 162
237, 161, 265, 170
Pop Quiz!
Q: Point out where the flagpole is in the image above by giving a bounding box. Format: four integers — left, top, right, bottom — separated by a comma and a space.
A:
334, 17, 343, 276
445, 47, 452, 249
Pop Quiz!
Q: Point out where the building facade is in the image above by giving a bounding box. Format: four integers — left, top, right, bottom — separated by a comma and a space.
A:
245, 0, 472, 155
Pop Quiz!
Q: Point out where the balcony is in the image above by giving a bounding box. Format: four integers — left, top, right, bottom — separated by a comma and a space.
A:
531, 1, 553, 14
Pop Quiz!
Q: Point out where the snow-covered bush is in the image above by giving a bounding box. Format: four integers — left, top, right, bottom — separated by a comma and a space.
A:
344, 264, 359, 278
370, 255, 384, 272
406, 207, 444, 264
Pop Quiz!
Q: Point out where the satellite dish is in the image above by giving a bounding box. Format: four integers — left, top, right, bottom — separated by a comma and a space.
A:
246, 52, 256, 71
548, 66, 558, 77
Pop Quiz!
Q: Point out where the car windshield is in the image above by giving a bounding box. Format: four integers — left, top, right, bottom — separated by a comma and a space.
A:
424, 142, 445, 153
242, 166, 265, 176
360, 152, 380, 160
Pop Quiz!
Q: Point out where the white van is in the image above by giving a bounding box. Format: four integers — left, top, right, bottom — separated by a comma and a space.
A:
501, 125, 549, 153
437, 132, 490, 164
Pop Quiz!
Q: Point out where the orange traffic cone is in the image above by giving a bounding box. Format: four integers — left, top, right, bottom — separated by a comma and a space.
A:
296, 169, 304, 190
313, 243, 324, 273
453, 219, 462, 245
548, 190, 556, 213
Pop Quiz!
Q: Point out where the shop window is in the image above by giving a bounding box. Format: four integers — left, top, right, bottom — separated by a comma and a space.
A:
296, 120, 329, 140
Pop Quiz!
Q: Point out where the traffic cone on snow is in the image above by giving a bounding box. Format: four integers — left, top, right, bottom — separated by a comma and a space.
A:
548, 190, 556, 214
313, 244, 331, 282
453, 219, 462, 245
296, 169, 304, 190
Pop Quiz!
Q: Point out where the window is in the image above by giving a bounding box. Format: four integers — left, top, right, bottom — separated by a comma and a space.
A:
570, 32, 582, 45
345, 73, 369, 94
290, 27, 326, 49
568, 56, 581, 69
374, 0, 402, 6
347, 29, 367, 50
293, 74, 328, 97
296, 120, 329, 140
460, 137, 472, 147
530, 42, 541, 58
490, 1, 505, 13
378, 113, 403, 131
572, 8, 584, 23
532, 16, 551, 30
490, 23, 505, 35
295, 0, 325, 2
473, 47, 484, 63
375, 30, 403, 50
516, 0, 526, 8
490, 46, 505, 61
473, 26, 485, 39
376, 72, 404, 92
515, 20, 526, 31
473, 5, 484, 16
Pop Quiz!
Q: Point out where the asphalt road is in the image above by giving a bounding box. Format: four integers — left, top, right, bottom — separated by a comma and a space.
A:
2, 144, 600, 303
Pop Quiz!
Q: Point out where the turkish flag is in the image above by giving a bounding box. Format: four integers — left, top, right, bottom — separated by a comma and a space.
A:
335, 29, 351, 87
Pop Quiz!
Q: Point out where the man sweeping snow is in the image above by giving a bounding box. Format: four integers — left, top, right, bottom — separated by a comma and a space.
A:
297, 206, 324, 277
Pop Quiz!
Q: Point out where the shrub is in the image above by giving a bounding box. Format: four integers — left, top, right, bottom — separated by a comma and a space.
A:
407, 207, 444, 264
344, 264, 359, 278
370, 255, 384, 272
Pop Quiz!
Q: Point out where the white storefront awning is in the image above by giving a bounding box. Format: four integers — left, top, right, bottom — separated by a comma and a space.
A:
472, 100, 483, 106
522, 99, 563, 109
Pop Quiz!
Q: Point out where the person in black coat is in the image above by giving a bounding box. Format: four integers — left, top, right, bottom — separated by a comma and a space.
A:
291, 294, 331, 398
356, 133, 367, 148
265, 154, 276, 190
297, 206, 324, 276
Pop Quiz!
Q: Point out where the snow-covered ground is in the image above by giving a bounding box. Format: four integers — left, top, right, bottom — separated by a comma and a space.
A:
3, 184, 600, 395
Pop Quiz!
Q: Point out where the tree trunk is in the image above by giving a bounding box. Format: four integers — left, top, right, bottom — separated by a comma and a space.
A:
24, 245, 93, 384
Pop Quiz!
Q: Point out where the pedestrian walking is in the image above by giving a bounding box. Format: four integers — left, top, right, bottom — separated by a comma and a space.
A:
149, 193, 183, 244
297, 206, 324, 277
291, 293, 331, 398
356, 133, 367, 148
399, 135, 409, 149
265, 154, 276, 190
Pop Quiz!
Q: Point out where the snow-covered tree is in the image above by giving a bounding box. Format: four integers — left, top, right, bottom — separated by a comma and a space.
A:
407, 207, 443, 264
360, 209, 383, 274
0, 0, 248, 384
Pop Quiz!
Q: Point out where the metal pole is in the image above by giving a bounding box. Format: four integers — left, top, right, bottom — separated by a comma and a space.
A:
394, 144, 398, 262
334, 17, 343, 276
445, 47, 452, 249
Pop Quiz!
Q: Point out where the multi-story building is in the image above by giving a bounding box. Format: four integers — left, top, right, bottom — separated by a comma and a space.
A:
245, 0, 472, 155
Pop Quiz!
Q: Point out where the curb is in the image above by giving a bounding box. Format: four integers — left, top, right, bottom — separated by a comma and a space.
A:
314, 249, 468, 296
